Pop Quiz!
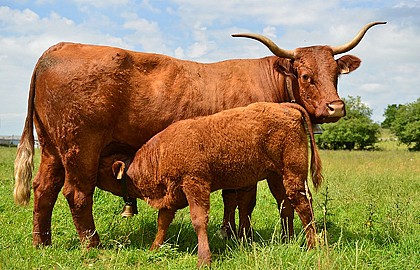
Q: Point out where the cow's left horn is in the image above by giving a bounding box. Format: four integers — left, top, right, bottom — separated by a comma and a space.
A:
331, 21, 387, 55
232, 33, 295, 59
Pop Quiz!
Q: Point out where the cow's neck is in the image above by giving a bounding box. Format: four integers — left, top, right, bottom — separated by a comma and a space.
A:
205, 56, 289, 112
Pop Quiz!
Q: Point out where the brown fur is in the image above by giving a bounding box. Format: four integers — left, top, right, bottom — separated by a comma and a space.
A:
14, 40, 360, 248
103, 102, 321, 266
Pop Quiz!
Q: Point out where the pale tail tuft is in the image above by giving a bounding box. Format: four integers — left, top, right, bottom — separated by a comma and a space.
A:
14, 135, 34, 206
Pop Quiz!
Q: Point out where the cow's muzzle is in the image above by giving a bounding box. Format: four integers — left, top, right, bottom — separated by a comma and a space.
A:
327, 100, 345, 118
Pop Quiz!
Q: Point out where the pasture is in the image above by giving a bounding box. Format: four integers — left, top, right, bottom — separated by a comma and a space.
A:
0, 139, 419, 269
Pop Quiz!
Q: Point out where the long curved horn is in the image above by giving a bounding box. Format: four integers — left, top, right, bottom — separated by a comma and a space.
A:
331, 21, 387, 55
232, 33, 295, 59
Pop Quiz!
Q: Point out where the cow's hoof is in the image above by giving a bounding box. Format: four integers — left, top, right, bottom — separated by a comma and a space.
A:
33, 231, 52, 247
219, 225, 235, 239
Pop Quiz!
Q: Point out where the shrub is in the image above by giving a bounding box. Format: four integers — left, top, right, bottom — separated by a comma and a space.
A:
382, 104, 401, 129
389, 98, 420, 151
316, 96, 380, 150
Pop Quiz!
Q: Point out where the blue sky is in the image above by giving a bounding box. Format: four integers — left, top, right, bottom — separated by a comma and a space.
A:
1, 0, 419, 135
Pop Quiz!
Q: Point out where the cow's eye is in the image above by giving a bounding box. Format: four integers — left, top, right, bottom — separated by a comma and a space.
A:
301, 74, 311, 82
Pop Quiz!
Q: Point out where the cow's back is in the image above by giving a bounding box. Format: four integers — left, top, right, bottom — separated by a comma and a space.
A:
33, 43, 281, 153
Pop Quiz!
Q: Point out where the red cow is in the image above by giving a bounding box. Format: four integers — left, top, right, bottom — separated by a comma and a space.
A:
14, 22, 385, 248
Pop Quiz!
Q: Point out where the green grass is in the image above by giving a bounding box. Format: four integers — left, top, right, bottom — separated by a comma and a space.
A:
0, 141, 419, 269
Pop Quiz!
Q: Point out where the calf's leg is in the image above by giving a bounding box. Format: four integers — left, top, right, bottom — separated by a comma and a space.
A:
32, 149, 64, 246
283, 176, 317, 248
183, 177, 211, 267
151, 208, 176, 249
267, 177, 295, 242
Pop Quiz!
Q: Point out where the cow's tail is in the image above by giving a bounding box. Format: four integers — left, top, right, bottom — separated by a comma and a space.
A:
286, 103, 323, 190
14, 68, 36, 206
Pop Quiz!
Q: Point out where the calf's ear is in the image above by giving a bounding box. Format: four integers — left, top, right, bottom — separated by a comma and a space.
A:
112, 161, 126, 179
337, 55, 361, 74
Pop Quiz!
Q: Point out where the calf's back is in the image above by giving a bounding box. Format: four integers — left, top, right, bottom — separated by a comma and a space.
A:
126, 102, 309, 194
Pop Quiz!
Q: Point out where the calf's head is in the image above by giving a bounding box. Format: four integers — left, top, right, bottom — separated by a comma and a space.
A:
233, 21, 385, 124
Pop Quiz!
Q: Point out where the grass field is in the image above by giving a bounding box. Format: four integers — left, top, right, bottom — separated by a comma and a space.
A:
0, 140, 419, 269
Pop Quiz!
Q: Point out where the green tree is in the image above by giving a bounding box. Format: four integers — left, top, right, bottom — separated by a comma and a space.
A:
316, 96, 380, 150
390, 98, 420, 151
382, 104, 401, 129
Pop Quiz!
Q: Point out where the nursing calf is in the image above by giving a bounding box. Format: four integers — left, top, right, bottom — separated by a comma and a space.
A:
101, 102, 322, 266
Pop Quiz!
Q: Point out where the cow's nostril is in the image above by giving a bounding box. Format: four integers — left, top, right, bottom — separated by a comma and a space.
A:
327, 101, 345, 117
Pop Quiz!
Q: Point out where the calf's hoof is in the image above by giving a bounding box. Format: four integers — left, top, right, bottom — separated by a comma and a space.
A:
197, 255, 211, 268
306, 233, 318, 249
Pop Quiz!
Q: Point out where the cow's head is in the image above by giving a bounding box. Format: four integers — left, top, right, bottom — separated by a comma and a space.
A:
233, 22, 385, 124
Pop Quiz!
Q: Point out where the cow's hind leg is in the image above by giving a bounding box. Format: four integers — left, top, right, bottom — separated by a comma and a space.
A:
183, 177, 212, 267
267, 176, 295, 242
33, 149, 64, 246
61, 147, 101, 248
237, 185, 257, 238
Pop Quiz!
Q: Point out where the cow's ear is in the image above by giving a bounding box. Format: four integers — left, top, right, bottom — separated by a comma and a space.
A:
112, 161, 126, 179
337, 55, 361, 74
275, 58, 295, 77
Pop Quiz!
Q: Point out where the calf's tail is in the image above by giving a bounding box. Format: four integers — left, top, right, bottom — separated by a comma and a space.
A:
285, 103, 323, 190
14, 69, 36, 206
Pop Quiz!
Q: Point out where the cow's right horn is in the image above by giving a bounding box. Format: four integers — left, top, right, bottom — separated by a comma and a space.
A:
331, 21, 387, 55
232, 33, 295, 59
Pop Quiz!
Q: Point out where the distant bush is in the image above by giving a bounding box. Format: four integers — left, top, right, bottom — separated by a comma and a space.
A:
381, 104, 402, 129
388, 98, 420, 151
316, 96, 380, 150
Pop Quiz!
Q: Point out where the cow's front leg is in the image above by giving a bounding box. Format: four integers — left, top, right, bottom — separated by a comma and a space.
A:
151, 208, 176, 250
221, 189, 238, 238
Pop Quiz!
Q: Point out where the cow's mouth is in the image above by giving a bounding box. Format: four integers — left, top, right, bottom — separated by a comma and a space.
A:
314, 116, 342, 124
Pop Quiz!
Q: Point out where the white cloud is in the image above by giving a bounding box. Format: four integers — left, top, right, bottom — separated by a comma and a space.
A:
74, 0, 131, 8
120, 12, 169, 53
360, 83, 383, 94
188, 42, 209, 58
141, 0, 162, 13
262, 26, 277, 39
174, 46, 185, 58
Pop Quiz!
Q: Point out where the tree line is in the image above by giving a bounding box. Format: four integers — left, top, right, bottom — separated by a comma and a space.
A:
316, 96, 420, 151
